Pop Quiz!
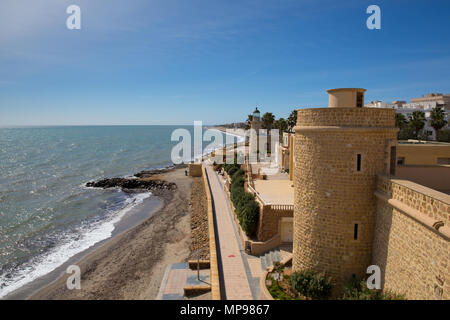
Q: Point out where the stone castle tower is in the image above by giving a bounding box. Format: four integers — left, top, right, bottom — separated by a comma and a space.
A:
249, 107, 261, 157
292, 88, 398, 292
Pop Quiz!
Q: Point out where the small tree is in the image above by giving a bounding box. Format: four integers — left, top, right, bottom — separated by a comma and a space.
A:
408, 111, 426, 139
430, 105, 447, 139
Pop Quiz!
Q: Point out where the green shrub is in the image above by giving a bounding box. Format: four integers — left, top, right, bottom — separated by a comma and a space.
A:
268, 278, 297, 300
227, 165, 240, 177
230, 176, 244, 191
239, 200, 259, 235
232, 168, 245, 180
230, 185, 245, 210
225, 163, 259, 237
342, 275, 360, 299
224, 163, 240, 174
234, 192, 254, 215
342, 278, 405, 300
290, 270, 332, 300
437, 129, 450, 142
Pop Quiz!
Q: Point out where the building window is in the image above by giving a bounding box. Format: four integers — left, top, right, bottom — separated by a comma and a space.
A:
397, 157, 405, 165
354, 224, 358, 240
356, 154, 362, 171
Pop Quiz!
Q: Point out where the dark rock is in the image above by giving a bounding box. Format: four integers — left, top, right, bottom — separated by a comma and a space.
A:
134, 164, 186, 178
86, 178, 176, 191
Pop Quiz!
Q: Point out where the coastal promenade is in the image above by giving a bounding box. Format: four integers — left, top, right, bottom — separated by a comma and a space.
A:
205, 165, 255, 300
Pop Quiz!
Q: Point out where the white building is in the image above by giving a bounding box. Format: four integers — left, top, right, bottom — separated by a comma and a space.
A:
365, 94, 450, 140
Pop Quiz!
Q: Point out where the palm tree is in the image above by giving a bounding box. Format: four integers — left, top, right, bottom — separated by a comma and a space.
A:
408, 111, 426, 139
274, 118, 288, 142
430, 105, 447, 139
395, 113, 407, 129
274, 117, 288, 132
287, 110, 298, 132
262, 112, 275, 131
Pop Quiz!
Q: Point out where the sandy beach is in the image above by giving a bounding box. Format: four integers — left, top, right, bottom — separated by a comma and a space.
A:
29, 167, 201, 300
210, 127, 246, 138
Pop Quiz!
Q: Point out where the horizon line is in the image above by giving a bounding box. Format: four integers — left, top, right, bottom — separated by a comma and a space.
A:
0, 123, 225, 128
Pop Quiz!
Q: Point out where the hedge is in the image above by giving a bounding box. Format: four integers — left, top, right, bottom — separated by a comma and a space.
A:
226, 164, 259, 237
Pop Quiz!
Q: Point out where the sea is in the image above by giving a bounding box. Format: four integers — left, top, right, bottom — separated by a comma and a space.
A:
0, 125, 243, 298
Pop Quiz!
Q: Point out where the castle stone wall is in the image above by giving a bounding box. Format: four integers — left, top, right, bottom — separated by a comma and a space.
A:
372, 175, 449, 299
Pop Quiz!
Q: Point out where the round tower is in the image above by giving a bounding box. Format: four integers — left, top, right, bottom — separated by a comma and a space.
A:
292, 88, 398, 294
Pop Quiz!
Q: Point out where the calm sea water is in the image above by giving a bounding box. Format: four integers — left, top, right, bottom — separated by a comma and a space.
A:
0, 125, 242, 297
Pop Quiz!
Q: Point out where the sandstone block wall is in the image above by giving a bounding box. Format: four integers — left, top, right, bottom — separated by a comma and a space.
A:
257, 204, 293, 242
188, 163, 203, 177
372, 175, 449, 299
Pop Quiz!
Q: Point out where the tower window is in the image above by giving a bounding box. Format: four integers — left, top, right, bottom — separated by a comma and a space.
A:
356, 92, 363, 108
354, 224, 359, 240
356, 154, 361, 171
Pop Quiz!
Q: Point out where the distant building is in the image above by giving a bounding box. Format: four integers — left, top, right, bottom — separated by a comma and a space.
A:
409, 93, 450, 110
365, 93, 450, 140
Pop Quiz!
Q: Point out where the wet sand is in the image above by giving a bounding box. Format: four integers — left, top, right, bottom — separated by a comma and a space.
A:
29, 167, 194, 300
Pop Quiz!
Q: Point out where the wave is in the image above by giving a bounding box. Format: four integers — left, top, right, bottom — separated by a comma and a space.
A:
0, 192, 151, 298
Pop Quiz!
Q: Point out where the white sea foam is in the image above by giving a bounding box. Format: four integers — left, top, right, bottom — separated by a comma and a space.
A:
0, 192, 151, 298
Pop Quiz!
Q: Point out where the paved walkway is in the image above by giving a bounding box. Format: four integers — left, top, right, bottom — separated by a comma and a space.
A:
205, 165, 255, 300
156, 263, 211, 300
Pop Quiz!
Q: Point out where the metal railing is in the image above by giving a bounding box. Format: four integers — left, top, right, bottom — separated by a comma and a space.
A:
190, 244, 210, 284
268, 204, 294, 211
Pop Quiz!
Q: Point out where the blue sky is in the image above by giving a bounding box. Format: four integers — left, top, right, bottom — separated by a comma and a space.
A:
0, 0, 449, 126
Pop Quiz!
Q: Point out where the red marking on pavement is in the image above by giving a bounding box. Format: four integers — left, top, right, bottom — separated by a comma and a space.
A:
228, 254, 235, 258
